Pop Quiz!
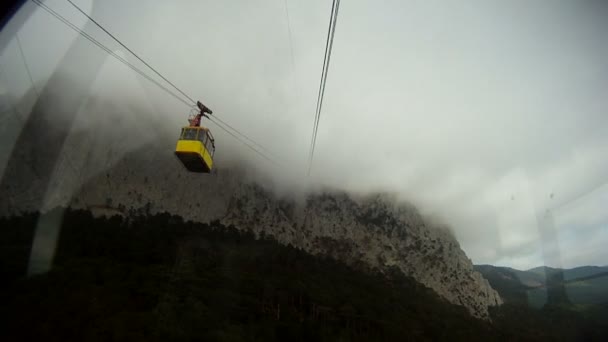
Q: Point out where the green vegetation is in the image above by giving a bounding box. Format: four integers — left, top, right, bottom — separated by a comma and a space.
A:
1, 209, 607, 341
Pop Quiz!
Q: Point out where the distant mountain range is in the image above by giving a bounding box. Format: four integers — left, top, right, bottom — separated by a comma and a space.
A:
475, 264, 608, 308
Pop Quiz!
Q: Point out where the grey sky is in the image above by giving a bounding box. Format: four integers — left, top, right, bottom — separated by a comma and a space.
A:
1, 0, 607, 269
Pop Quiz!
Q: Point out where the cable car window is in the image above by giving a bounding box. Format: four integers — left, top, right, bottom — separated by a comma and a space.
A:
198, 130, 207, 144
207, 140, 215, 156
205, 136, 215, 153
182, 128, 197, 140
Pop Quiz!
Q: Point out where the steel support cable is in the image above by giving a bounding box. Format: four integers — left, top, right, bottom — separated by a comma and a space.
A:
308, 0, 336, 162
282, 0, 297, 83
66, 0, 282, 162
308, 0, 340, 175
307, 0, 340, 175
211, 115, 283, 162
207, 116, 281, 166
67, 0, 196, 104
33, 0, 282, 166
67, 0, 283, 164
310, 0, 340, 162
311, 0, 339, 147
31, 0, 191, 107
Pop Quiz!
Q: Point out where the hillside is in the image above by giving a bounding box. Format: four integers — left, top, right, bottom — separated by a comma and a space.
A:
475, 264, 608, 308
0, 95, 501, 319
1, 209, 497, 341
3, 209, 607, 341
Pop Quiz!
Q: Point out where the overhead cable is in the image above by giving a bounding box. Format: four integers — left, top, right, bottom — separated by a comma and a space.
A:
307, 0, 340, 175
32, 0, 281, 166
31, 0, 191, 107
66, 0, 280, 161
67, 0, 196, 104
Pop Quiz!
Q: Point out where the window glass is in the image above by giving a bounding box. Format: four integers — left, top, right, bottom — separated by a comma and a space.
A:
206, 135, 215, 154
182, 128, 197, 140
198, 130, 207, 143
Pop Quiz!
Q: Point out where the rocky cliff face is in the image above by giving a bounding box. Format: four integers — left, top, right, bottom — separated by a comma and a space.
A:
0, 100, 502, 319
222, 184, 503, 318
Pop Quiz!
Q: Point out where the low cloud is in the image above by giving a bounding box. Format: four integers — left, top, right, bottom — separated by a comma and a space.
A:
2, 0, 607, 268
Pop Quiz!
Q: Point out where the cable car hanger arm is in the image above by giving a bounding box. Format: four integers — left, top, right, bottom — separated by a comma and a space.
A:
188, 100, 213, 127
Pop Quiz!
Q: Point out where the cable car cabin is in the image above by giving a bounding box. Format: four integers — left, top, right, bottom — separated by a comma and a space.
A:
175, 126, 215, 173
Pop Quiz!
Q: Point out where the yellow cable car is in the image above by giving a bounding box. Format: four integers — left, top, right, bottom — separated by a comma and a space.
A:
175, 101, 215, 173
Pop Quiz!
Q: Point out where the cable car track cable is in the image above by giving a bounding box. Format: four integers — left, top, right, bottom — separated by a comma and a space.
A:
31, 0, 282, 167
211, 115, 284, 162
208, 116, 281, 166
282, 0, 297, 84
307, 0, 340, 176
66, 0, 283, 162
310, 0, 340, 169
67, 0, 196, 105
30, 0, 191, 108
308, 0, 336, 166
66, 0, 283, 165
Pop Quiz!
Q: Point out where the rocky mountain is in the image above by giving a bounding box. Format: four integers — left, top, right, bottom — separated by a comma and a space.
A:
0, 95, 502, 319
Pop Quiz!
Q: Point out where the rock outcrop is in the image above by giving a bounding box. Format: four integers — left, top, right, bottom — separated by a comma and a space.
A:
0, 98, 502, 319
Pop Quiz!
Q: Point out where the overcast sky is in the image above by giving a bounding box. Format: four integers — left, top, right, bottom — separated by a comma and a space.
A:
1, 0, 607, 270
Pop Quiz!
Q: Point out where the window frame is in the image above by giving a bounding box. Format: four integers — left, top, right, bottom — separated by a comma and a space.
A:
205, 130, 215, 157
181, 127, 198, 141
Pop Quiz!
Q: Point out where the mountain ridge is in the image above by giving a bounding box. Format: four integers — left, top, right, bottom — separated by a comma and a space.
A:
0, 95, 502, 319
475, 264, 608, 308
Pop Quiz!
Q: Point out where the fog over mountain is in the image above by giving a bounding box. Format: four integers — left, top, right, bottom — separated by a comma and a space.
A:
0, 78, 504, 319
1, 0, 608, 269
